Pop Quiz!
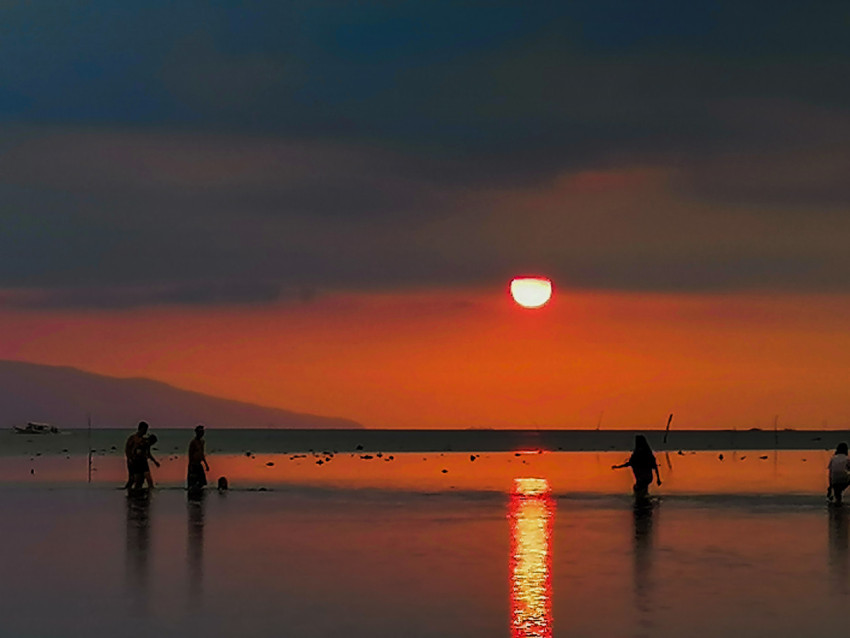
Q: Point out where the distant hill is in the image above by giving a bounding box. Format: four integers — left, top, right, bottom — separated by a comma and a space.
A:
0, 360, 362, 429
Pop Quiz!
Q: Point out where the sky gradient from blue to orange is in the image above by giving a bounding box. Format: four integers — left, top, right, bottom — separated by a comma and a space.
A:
1, 3, 849, 428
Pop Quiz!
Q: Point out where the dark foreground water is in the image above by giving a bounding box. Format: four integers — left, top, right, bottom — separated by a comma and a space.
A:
0, 450, 848, 637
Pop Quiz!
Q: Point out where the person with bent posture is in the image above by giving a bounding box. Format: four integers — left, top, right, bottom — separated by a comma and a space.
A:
828, 442, 850, 505
131, 434, 161, 491
123, 421, 149, 490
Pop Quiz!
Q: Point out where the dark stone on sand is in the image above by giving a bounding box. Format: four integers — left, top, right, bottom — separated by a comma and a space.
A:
316, 460, 324, 465
245, 451, 252, 456
470, 455, 476, 462
759, 455, 768, 460
718, 454, 724, 460
678, 450, 684, 455
360, 454, 373, 460
376, 452, 383, 458
441, 469, 448, 473
266, 461, 274, 466
741, 455, 747, 460
388, 455, 394, 460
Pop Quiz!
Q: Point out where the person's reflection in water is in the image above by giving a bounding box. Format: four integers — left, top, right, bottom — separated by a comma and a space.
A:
125, 490, 152, 611
632, 500, 656, 638
187, 490, 207, 604
828, 505, 849, 595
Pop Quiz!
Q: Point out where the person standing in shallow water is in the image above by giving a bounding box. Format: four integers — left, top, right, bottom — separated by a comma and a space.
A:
123, 421, 149, 490
131, 434, 160, 491
827, 442, 850, 505
187, 425, 210, 492
612, 435, 662, 498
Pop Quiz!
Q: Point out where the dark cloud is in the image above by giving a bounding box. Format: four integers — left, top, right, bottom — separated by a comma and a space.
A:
0, 281, 318, 310
1, 2, 849, 303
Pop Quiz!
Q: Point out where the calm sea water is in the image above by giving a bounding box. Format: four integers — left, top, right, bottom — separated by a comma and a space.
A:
1, 451, 846, 637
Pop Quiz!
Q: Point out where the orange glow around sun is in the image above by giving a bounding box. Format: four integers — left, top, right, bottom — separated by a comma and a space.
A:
1, 288, 850, 429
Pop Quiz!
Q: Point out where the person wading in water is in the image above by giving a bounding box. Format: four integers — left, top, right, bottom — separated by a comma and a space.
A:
187, 425, 210, 495
123, 421, 148, 490
612, 434, 662, 499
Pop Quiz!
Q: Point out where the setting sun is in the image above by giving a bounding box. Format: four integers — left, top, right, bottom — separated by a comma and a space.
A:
510, 277, 553, 309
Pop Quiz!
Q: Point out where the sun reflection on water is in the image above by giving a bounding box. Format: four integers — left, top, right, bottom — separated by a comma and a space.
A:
510, 478, 553, 638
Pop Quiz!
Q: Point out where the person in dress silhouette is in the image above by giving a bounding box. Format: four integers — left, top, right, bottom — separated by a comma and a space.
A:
612, 435, 662, 498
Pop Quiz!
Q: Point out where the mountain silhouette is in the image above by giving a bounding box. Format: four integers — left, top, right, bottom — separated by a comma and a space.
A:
0, 359, 361, 429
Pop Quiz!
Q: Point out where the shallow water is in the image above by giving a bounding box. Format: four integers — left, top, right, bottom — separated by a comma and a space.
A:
1, 452, 847, 637
0, 449, 835, 496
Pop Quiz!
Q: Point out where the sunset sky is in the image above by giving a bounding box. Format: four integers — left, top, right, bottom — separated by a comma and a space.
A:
1, 2, 849, 428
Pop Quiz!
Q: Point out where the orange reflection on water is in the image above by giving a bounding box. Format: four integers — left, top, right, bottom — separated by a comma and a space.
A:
510, 478, 553, 638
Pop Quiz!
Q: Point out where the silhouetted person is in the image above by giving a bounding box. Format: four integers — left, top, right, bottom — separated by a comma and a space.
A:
131, 434, 160, 491
827, 442, 850, 505
613, 435, 662, 498
187, 425, 210, 495
123, 421, 149, 489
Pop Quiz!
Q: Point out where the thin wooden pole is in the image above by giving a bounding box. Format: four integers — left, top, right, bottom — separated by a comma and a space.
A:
773, 414, 779, 449
662, 413, 674, 445
87, 413, 92, 484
